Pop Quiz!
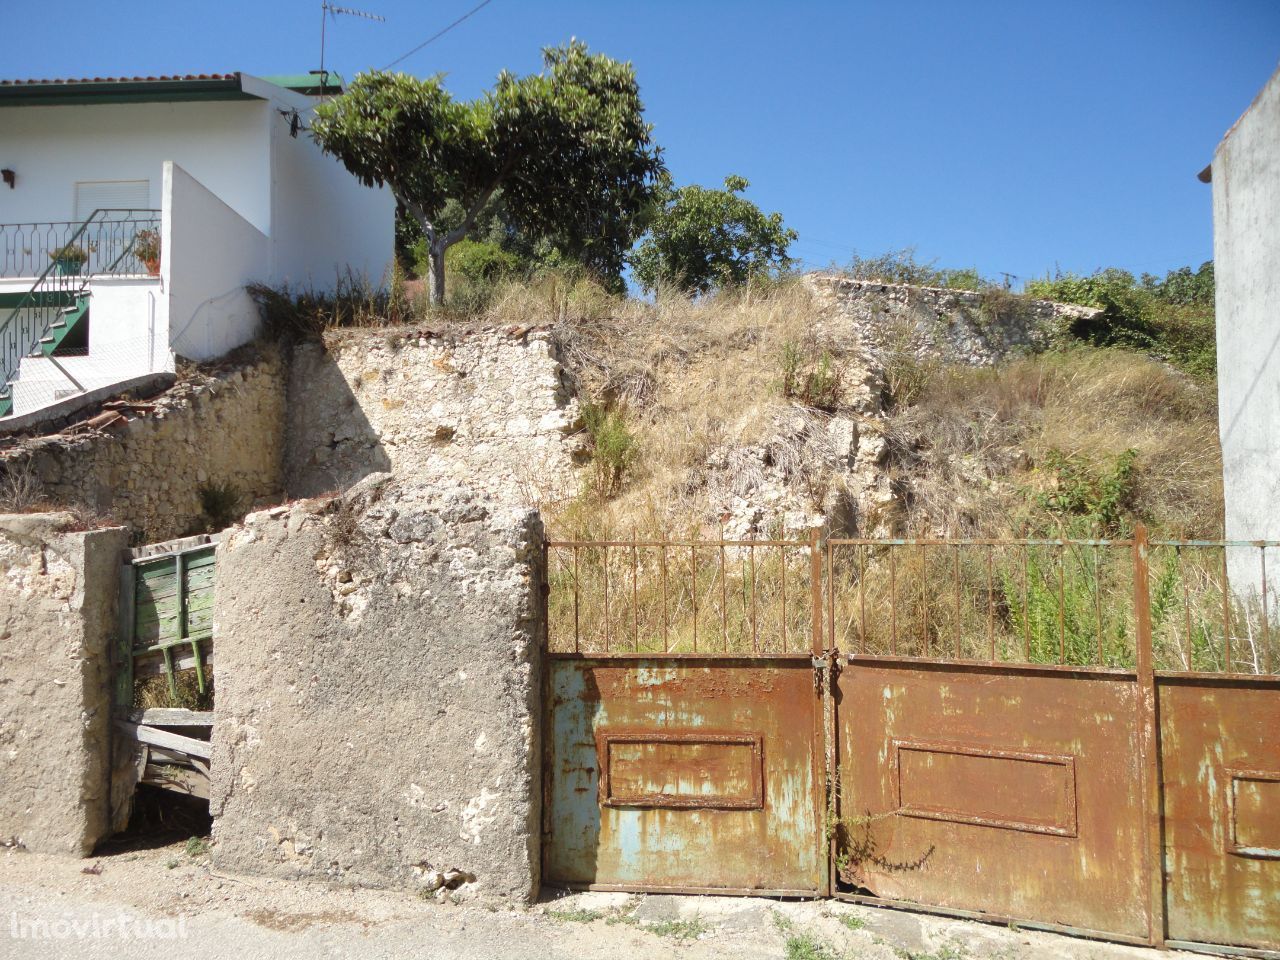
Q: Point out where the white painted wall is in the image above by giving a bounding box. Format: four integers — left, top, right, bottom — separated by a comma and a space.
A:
163, 162, 267, 361
0, 99, 271, 233
1212, 65, 1280, 594
258, 81, 394, 289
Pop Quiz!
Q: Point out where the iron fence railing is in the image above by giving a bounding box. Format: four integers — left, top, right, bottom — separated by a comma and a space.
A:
544, 527, 1280, 675
0, 211, 160, 279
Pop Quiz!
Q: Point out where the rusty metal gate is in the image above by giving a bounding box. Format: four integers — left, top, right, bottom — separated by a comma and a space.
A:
542, 528, 1280, 955
542, 535, 827, 895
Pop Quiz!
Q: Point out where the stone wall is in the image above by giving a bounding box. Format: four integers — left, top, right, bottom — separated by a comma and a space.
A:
0, 349, 286, 543
809, 275, 1100, 366
285, 328, 583, 505
0, 513, 127, 855
210, 475, 544, 903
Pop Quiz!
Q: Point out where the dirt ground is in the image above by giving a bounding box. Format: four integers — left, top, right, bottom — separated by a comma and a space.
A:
0, 842, 1195, 959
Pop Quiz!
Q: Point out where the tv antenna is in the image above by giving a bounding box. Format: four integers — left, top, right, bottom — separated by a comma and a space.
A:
319, 2, 385, 90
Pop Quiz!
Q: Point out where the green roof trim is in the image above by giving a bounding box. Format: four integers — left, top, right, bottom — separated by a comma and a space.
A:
262, 73, 345, 95
0, 75, 254, 108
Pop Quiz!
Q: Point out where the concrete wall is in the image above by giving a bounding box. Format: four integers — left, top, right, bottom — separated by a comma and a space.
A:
210, 476, 544, 903
0, 348, 285, 543
0, 99, 271, 232
0, 514, 127, 855
1211, 65, 1280, 590
164, 162, 269, 362
285, 329, 584, 505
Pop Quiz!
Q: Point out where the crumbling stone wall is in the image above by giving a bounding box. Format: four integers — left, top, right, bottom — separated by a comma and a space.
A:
285, 328, 583, 505
0, 349, 286, 543
0, 513, 127, 855
809, 275, 1100, 366
210, 475, 544, 903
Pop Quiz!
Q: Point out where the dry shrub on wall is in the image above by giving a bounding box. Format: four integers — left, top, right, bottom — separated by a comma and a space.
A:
885, 347, 1222, 539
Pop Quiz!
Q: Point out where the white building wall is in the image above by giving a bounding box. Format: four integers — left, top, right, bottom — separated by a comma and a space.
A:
0, 99, 271, 233
1212, 65, 1280, 593
163, 162, 267, 361
259, 83, 394, 289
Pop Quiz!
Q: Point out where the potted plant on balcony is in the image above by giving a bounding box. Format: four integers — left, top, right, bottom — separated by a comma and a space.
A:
132, 229, 161, 277
49, 243, 88, 277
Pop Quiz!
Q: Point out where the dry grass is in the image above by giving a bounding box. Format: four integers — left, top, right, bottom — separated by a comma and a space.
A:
883, 347, 1222, 539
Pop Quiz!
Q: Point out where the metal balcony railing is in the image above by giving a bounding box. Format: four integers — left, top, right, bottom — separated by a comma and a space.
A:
0, 210, 161, 279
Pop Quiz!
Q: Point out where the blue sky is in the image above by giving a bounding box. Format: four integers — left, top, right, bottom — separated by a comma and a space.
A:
12, 1, 1280, 285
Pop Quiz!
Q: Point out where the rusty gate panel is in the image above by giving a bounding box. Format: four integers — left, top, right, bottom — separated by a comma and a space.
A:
543, 655, 824, 895
835, 658, 1150, 941
1159, 675, 1280, 951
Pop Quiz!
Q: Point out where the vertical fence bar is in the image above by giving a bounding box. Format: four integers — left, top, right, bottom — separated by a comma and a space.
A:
827, 539, 836, 655
572, 545, 580, 653
660, 535, 669, 653
921, 544, 930, 656
1094, 545, 1105, 666
720, 533, 728, 651
1132, 524, 1166, 948
690, 543, 698, 653
750, 541, 758, 653
954, 545, 962, 659
1221, 549, 1233, 672
1263, 545, 1273, 675
1058, 549, 1066, 664
1179, 546, 1192, 671
603, 545, 610, 654
780, 545, 788, 653
890, 547, 898, 655
986, 549, 995, 662
1022, 545, 1031, 662
632, 535, 640, 652
810, 530, 823, 657
859, 545, 868, 654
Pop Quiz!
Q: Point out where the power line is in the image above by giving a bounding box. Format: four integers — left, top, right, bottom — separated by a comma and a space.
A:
384, 0, 496, 69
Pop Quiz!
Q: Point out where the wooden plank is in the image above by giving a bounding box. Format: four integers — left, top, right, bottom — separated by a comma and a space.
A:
117, 721, 212, 760
133, 643, 211, 678
141, 763, 210, 799
135, 564, 215, 602
130, 534, 219, 562
127, 708, 213, 727
114, 557, 136, 711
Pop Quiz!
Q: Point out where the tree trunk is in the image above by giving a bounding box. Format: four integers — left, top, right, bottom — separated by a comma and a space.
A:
427, 238, 447, 305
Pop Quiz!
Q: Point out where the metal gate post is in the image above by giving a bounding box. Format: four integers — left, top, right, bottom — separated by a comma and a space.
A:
810, 528, 832, 897
1133, 523, 1167, 947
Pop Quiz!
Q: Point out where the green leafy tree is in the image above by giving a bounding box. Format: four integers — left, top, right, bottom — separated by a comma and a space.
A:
311, 41, 665, 304
630, 175, 797, 294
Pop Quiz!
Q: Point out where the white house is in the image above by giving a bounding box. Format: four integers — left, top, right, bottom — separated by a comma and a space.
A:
0, 71, 394, 419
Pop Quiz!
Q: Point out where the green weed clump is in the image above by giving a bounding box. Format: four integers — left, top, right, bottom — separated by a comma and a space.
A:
780, 341, 842, 411
582, 402, 639, 497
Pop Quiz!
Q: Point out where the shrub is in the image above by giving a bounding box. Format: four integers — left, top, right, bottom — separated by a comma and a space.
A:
1025, 264, 1216, 379
582, 402, 638, 496
1035, 448, 1139, 534
198, 480, 242, 531
846, 248, 992, 290
779, 341, 842, 411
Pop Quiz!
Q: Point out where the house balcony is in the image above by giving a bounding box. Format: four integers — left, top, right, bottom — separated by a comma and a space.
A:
0, 210, 166, 419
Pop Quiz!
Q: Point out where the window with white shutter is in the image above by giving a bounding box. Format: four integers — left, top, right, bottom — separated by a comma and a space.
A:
74, 180, 152, 220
